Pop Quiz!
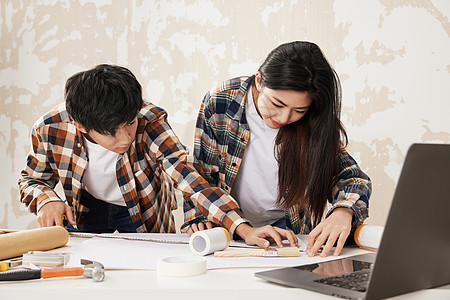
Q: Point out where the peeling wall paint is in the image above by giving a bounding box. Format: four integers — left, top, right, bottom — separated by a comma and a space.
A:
1, 0, 449, 230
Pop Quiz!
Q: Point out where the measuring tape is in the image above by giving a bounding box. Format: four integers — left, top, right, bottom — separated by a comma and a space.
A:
69, 232, 189, 244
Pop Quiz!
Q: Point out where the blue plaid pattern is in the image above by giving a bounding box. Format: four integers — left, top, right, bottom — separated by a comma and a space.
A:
183, 76, 372, 234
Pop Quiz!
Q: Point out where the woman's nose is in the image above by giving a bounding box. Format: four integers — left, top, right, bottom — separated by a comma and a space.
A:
278, 109, 291, 124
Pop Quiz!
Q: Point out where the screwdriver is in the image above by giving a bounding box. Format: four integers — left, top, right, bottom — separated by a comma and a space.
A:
0, 261, 7, 272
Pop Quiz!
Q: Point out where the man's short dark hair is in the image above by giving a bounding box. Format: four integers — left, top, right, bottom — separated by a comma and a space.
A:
65, 64, 143, 136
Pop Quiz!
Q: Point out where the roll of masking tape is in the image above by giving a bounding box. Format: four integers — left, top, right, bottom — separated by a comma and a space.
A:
189, 227, 230, 256
157, 256, 206, 277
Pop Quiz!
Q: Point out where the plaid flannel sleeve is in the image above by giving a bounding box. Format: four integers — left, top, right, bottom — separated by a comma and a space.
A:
146, 110, 247, 234
327, 151, 372, 227
182, 98, 222, 227
18, 126, 64, 214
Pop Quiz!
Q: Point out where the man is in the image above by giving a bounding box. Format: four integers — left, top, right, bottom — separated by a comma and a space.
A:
18, 64, 250, 234
19, 64, 297, 249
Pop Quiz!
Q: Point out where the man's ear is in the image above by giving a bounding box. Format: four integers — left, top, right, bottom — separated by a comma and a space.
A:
73, 122, 88, 134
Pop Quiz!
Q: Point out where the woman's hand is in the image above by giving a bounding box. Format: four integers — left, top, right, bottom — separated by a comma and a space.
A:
306, 207, 353, 257
187, 221, 214, 235
235, 223, 298, 248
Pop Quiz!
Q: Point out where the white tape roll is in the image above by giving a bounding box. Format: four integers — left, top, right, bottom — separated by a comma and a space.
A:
157, 256, 206, 277
189, 227, 231, 256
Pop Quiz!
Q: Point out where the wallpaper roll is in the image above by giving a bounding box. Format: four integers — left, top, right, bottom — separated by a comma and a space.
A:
0, 226, 69, 260
354, 224, 384, 251
189, 227, 230, 256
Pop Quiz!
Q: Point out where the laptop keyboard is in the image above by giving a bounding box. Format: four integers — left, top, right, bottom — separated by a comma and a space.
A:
314, 271, 370, 292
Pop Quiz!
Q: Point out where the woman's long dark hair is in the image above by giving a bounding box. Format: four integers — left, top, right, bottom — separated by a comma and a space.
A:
258, 41, 348, 227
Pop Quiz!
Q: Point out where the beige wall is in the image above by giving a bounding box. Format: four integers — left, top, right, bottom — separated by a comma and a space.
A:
1, 0, 449, 231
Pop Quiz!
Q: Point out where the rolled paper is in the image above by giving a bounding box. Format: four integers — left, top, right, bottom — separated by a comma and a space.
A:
354, 224, 384, 251
0, 226, 69, 260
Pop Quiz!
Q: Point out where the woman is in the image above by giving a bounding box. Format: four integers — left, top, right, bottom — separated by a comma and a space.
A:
183, 41, 371, 257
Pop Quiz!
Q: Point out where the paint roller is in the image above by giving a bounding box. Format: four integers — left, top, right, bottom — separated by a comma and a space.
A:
0, 226, 69, 260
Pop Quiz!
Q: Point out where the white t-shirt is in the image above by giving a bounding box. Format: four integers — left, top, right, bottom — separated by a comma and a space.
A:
82, 137, 126, 207
230, 88, 285, 227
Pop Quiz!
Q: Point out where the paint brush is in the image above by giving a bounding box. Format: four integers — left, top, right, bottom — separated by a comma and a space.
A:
214, 246, 300, 257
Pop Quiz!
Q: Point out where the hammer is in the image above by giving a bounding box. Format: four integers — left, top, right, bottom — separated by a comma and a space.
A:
0, 259, 105, 282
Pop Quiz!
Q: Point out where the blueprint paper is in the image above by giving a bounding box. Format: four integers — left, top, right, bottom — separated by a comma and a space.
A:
67, 233, 367, 270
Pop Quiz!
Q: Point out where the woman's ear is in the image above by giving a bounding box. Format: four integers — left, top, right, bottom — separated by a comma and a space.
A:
255, 72, 262, 91
73, 122, 88, 134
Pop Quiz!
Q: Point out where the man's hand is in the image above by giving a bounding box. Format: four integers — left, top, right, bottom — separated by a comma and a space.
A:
235, 223, 298, 248
187, 221, 214, 235
306, 207, 353, 257
37, 201, 75, 228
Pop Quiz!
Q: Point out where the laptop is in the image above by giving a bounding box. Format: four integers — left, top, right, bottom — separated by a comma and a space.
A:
256, 143, 450, 299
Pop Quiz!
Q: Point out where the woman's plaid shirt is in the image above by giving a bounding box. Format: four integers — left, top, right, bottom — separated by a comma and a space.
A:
19, 101, 247, 233
183, 76, 372, 234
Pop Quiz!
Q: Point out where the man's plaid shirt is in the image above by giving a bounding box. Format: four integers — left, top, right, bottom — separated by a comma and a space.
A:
183, 76, 372, 234
19, 101, 247, 233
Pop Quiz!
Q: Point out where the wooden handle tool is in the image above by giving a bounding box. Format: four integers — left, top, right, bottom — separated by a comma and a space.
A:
214, 246, 300, 257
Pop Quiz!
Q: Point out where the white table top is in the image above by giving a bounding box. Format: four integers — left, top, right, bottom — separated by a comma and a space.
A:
1, 237, 449, 300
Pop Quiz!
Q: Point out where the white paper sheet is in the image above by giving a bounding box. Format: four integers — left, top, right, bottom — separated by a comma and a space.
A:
67, 233, 368, 270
